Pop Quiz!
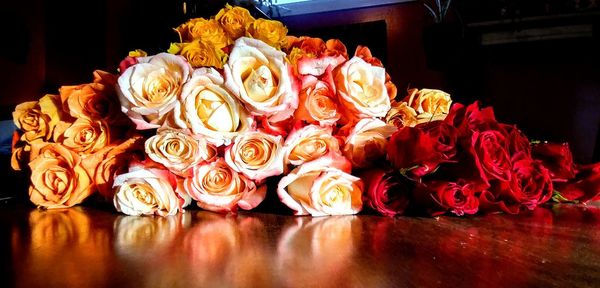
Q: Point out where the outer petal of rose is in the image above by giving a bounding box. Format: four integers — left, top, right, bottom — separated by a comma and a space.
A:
122, 107, 161, 130
297, 55, 346, 77
277, 171, 310, 215
238, 183, 267, 210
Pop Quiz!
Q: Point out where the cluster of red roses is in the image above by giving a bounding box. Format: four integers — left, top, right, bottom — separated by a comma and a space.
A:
363, 101, 600, 217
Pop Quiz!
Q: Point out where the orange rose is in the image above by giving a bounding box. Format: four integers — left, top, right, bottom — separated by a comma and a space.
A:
245, 19, 288, 49
61, 118, 110, 154
179, 40, 228, 69
404, 88, 452, 124
13, 94, 63, 143
28, 143, 94, 209
386, 101, 418, 128
294, 79, 340, 126
215, 4, 255, 40
59, 70, 123, 124
175, 18, 230, 48
283, 124, 340, 166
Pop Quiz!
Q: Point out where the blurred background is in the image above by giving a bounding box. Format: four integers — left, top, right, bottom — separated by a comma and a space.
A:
1, 0, 599, 164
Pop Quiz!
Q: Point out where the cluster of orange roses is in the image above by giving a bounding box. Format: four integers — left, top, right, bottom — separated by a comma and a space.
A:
12, 5, 420, 216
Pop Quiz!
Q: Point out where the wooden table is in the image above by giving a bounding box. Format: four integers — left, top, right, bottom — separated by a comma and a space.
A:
1, 202, 599, 287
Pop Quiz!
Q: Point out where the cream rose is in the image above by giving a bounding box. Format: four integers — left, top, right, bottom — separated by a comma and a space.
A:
173, 68, 253, 146
184, 158, 266, 213
335, 56, 390, 122
224, 131, 284, 181
145, 128, 216, 176
224, 37, 297, 122
283, 124, 340, 166
28, 143, 94, 209
117, 53, 191, 129
404, 88, 452, 124
277, 153, 363, 216
342, 118, 397, 168
113, 165, 181, 216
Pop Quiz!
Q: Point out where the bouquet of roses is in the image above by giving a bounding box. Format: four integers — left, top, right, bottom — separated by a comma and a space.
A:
10, 5, 600, 217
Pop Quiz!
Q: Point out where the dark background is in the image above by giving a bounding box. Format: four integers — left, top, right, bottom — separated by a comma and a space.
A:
1, 0, 599, 163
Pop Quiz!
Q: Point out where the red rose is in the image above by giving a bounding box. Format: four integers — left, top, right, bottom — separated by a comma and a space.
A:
445, 101, 498, 137
118, 56, 138, 74
501, 124, 531, 157
416, 180, 479, 216
359, 168, 410, 217
555, 162, 600, 202
531, 142, 577, 182
509, 152, 553, 209
470, 130, 512, 184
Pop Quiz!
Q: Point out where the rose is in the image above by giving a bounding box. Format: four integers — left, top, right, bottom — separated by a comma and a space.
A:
385, 101, 418, 128
283, 124, 340, 166
555, 162, 600, 202
245, 18, 288, 49
354, 45, 397, 101
178, 40, 228, 69
175, 18, 230, 48
215, 4, 255, 39
13, 94, 63, 142
224, 37, 297, 122
446, 102, 499, 136
59, 70, 123, 123
342, 118, 397, 168
289, 38, 348, 77
113, 165, 182, 216
359, 168, 410, 217
61, 118, 110, 154
117, 53, 191, 129
184, 158, 266, 213
294, 78, 341, 126
470, 130, 512, 184
416, 180, 479, 216
334, 56, 390, 122
531, 142, 576, 182
277, 152, 363, 216
224, 131, 284, 181
403, 88, 452, 124
502, 124, 531, 157
28, 143, 94, 209
509, 152, 553, 209
173, 67, 253, 146
145, 128, 216, 176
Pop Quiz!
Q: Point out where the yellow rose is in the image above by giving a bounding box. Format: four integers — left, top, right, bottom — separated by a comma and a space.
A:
173, 68, 252, 146
342, 118, 397, 168
404, 88, 452, 124
13, 94, 62, 143
246, 18, 288, 49
283, 124, 340, 166
386, 100, 418, 128
215, 4, 255, 39
113, 165, 181, 216
224, 37, 297, 122
184, 158, 266, 213
28, 143, 94, 209
179, 40, 228, 69
117, 53, 191, 129
145, 128, 217, 176
61, 118, 110, 154
277, 152, 363, 216
176, 18, 231, 48
335, 56, 390, 123
128, 49, 147, 57
224, 131, 285, 181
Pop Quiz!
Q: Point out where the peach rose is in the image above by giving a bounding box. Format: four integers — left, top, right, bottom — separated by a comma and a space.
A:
334, 56, 390, 122
245, 19, 288, 49
224, 37, 297, 122
342, 118, 397, 168
294, 78, 340, 126
117, 53, 191, 129
175, 18, 230, 48
386, 100, 418, 128
145, 128, 216, 176
354, 45, 397, 100
224, 131, 284, 181
28, 143, 94, 209
184, 158, 266, 213
113, 165, 181, 216
404, 88, 452, 124
59, 70, 123, 123
173, 67, 253, 146
61, 118, 110, 154
215, 4, 255, 40
277, 152, 363, 216
13, 94, 63, 143
283, 124, 340, 166
178, 40, 228, 69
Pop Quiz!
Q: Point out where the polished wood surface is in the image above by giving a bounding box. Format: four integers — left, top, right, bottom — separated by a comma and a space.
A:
2, 202, 599, 288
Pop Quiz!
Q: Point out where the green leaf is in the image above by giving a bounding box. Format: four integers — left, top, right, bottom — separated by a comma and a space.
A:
551, 190, 578, 203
